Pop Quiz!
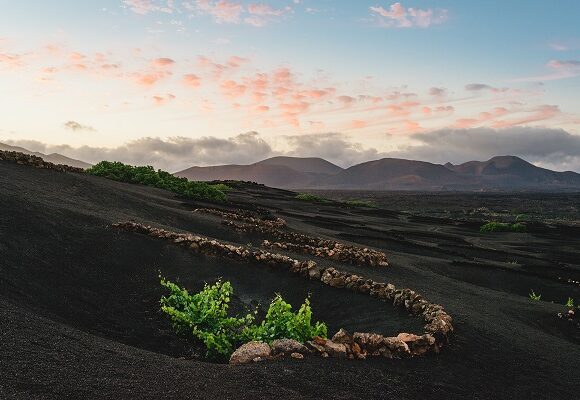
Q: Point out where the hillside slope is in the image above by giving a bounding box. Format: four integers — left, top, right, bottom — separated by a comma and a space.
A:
1, 159, 579, 399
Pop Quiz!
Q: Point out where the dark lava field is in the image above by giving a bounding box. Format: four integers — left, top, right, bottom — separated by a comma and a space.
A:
1, 160, 579, 399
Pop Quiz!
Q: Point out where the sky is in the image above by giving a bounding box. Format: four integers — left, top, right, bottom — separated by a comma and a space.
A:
1, 0, 580, 172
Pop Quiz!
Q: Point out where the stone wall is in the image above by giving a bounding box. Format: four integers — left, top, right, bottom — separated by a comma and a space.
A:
0, 150, 85, 173
194, 208, 286, 229
113, 221, 453, 360
219, 216, 389, 268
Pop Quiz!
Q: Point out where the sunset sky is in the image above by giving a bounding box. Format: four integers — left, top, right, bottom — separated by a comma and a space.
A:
1, 1, 580, 171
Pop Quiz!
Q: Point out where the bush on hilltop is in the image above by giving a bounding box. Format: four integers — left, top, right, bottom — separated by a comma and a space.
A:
86, 161, 227, 202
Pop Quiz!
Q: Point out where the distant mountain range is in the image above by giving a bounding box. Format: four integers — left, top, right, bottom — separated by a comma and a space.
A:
0, 143, 92, 169
3, 141, 580, 191
176, 155, 580, 191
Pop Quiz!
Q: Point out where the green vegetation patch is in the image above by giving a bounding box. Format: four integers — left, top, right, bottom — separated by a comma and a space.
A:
86, 161, 226, 202
160, 278, 327, 359
295, 193, 332, 203
343, 199, 377, 208
480, 221, 526, 233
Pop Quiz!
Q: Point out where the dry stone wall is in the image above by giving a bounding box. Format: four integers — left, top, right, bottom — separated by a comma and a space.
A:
113, 221, 453, 361
218, 216, 389, 267
194, 208, 286, 229
0, 150, 85, 173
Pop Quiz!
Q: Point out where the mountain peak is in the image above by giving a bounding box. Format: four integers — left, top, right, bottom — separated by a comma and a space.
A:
254, 156, 343, 175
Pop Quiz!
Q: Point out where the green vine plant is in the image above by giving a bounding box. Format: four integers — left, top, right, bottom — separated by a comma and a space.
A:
529, 289, 542, 301
159, 277, 327, 359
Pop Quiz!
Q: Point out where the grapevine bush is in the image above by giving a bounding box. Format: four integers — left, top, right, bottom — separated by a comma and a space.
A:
480, 221, 526, 233
160, 278, 327, 359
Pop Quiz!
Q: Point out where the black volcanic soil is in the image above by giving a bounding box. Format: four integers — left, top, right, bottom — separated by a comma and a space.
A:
1, 161, 579, 400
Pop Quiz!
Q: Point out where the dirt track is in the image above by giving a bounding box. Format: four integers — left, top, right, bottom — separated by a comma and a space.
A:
1, 161, 579, 399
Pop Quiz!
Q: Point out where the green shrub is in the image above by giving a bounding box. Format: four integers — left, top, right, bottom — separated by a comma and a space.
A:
250, 295, 327, 343
529, 289, 541, 301
210, 183, 232, 192
566, 297, 574, 307
480, 221, 526, 233
515, 214, 529, 222
86, 161, 226, 202
160, 278, 254, 358
295, 193, 331, 203
159, 278, 327, 359
343, 199, 377, 208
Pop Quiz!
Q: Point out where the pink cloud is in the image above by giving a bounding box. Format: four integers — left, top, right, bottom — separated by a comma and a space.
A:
152, 93, 176, 105
195, 0, 244, 23
404, 120, 423, 132
0, 52, 25, 69
244, 3, 291, 26
220, 79, 247, 98
123, 0, 174, 15
254, 105, 270, 113
130, 70, 172, 86
513, 59, 580, 82
338, 95, 356, 106
350, 120, 368, 129
69, 52, 86, 62
197, 55, 246, 80
492, 105, 560, 128
183, 74, 201, 88
226, 55, 248, 68
370, 2, 448, 29
152, 57, 176, 68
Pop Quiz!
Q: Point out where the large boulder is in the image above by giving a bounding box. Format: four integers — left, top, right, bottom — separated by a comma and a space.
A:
229, 342, 271, 365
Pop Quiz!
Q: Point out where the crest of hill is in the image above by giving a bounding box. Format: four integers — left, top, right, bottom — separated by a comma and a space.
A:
177, 155, 580, 191
255, 156, 343, 175
445, 155, 580, 187
0, 142, 92, 169
175, 156, 343, 188
322, 158, 462, 190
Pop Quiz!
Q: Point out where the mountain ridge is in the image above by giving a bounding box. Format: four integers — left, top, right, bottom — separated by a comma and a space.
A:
176, 155, 580, 191
0, 142, 92, 169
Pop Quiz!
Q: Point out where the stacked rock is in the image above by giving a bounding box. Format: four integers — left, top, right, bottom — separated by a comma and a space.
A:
263, 240, 389, 267
222, 220, 388, 268
0, 150, 85, 173
194, 208, 286, 229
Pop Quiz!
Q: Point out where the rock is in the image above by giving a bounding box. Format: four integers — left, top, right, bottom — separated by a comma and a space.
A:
353, 332, 385, 353
409, 334, 436, 356
331, 328, 353, 344
229, 342, 271, 365
271, 339, 308, 355
305, 341, 326, 354
313, 336, 327, 346
396, 332, 421, 343
323, 341, 347, 358
328, 276, 346, 288
290, 352, 304, 360
383, 337, 410, 357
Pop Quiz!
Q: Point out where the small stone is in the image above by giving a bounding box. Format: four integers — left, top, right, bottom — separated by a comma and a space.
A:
290, 352, 304, 360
